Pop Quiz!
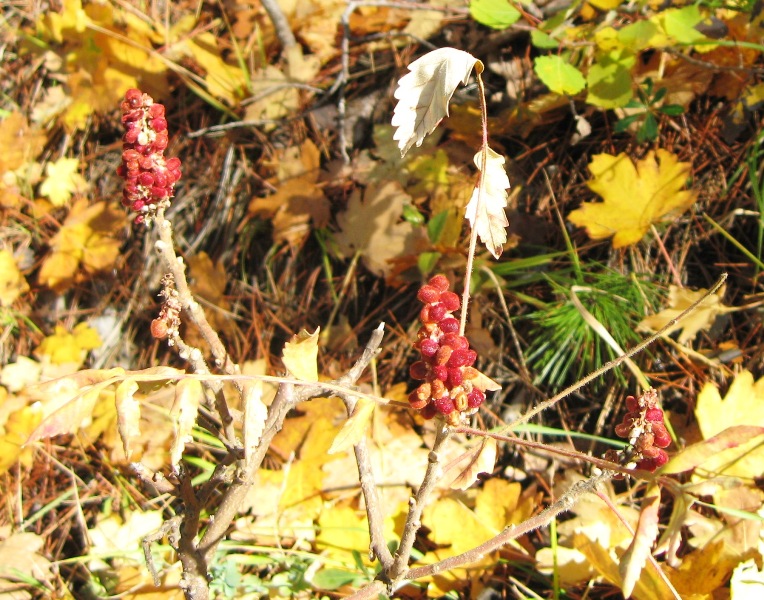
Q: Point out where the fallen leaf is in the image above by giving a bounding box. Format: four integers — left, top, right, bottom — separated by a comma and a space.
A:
638, 284, 732, 344
730, 559, 764, 598
35, 322, 102, 366
334, 180, 426, 278
0, 531, 52, 596
38, 199, 125, 291
465, 146, 511, 258
0, 249, 29, 306
39, 157, 88, 206
392, 47, 481, 157
0, 113, 46, 173
568, 150, 697, 248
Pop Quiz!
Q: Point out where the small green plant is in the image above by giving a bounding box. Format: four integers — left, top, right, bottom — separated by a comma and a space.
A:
614, 78, 684, 144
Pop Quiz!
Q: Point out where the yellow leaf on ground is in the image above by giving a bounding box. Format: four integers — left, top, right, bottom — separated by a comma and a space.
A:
0, 113, 47, 173
0, 400, 43, 474
36, 322, 102, 366
38, 200, 125, 290
0, 249, 29, 306
568, 150, 697, 248
693, 370, 764, 480
0, 531, 52, 595
638, 285, 732, 344
39, 157, 88, 206
328, 397, 374, 455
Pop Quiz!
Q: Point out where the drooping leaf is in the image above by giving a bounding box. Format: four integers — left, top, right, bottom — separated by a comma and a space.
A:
170, 378, 203, 466
392, 47, 482, 157
534, 55, 586, 95
115, 378, 140, 461
620, 492, 661, 598
449, 437, 497, 490
282, 328, 320, 382
328, 397, 375, 455
568, 150, 697, 248
465, 146, 511, 258
243, 380, 267, 466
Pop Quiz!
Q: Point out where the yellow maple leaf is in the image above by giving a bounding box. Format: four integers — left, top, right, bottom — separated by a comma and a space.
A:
638, 285, 733, 344
0, 250, 30, 307
568, 149, 697, 248
39, 157, 88, 206
0, 113, 47, 174
38, 199, 124, 290
0, 393, 43, 475
36, 322, 102, 366
693, 370, 764, 480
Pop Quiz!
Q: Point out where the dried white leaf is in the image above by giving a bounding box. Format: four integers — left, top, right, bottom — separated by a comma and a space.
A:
243, 380, 267, 466
170, 378, 202, 466
392, 47, 481, 157
465, 146, 510, 259
115, 378, 140, 461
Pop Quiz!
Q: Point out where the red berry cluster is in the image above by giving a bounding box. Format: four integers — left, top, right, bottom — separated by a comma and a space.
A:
116, 89, 181, 224
612, 389, 671, 471
408, 275, 486, 425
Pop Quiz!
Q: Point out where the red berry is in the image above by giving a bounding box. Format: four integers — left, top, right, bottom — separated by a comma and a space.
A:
419, 338, 439, 357
439, 317, 459, 333
637, 449, 668, 471
431, 365, 448, 381
652, 423, 671, 448
410, 361, 429, 380
429, 303, 447, 322
447, 348, 471, 368
408, 390, 429, 410
625, 396, 639, 412
467, 389, 485, 408
645, 408, 664, 423
417, 285, 440, 304
442, 333, 469, 351
440, 291, 460, 311
420, 403, 438, 419
428, 274, 450, 292
433, 395, 456, 414
447, 368, 463, 387
435, 345, 453, 366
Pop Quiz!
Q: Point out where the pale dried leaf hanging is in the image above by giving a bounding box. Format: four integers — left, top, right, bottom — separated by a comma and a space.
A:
392, 47, 481, 157
282, 328, 320, 382
244, 380, 267, 466
170, 378, 202, 466
115, 378, 140, 461
465, 146, 511, 258
328, 397, 375, 455
450, 437, 497, 490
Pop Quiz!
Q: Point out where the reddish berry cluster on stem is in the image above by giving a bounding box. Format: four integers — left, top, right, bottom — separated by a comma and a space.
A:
117, 89, 181, 224
611, 389, 671, 471
409, 275, 486, 426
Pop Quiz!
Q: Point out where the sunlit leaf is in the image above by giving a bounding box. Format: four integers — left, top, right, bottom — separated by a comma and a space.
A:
465, 146, 511, 258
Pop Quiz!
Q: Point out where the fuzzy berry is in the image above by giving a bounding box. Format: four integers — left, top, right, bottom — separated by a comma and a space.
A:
117, 89, 181, 225
612, 390, 670, 473
408, 274, 490, 424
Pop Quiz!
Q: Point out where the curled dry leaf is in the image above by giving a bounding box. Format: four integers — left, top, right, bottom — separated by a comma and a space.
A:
465, 146, 511, 258
243, 380, 266, 466
170, 378, 203, 466
115, 378, 140, 461
392, 47, 482, 157
449, 436, 497, 490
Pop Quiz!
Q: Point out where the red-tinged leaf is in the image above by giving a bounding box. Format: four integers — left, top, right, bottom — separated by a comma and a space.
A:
115, 378, 140, 461
661, 425, 764, 474
449, 437, 497, 490
620, 492, 661, 598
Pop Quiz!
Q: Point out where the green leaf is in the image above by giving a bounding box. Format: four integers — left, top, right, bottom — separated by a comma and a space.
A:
470, 0, 521, 29
639, 113, 658, 143
418, 251, 441, 275
586, 50, 635, 109
659, 6, 708, 45
660, 104, 684, 116
534, 55, 586, 95
614, 114, 640, 133
618, 20, 662, 52
427, 209, 449, 242
402, 203, 425, 225
311, 568, 360, 590
531, 29, 560, 49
